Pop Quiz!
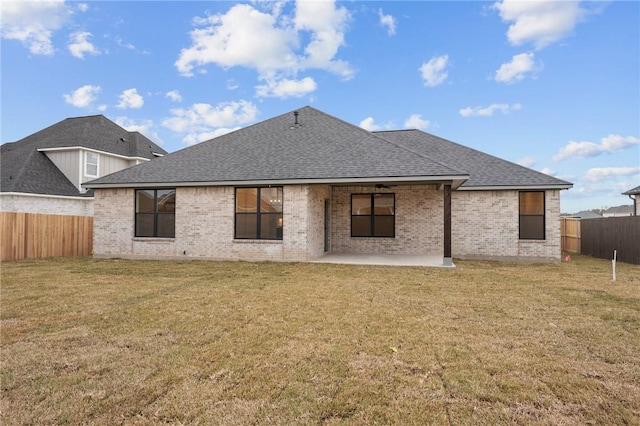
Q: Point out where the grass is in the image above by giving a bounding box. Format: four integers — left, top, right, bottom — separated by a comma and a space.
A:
1, 254, 639, 425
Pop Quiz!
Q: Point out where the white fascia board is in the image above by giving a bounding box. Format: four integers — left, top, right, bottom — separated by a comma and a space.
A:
37, 146, 150, 162
0, 192, 93, 201
84, 174, 470, 190
458, 184, 573, 191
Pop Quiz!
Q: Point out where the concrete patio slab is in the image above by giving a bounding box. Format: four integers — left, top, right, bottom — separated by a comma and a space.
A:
310, 253, 454, 268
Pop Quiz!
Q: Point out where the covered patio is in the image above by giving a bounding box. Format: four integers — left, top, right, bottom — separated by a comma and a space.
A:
311, 253, 454, 268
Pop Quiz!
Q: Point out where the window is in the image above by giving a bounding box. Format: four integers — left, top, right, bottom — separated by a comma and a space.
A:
235, 187, 283, 240
85, 152, 99, 177
135, 189, 176, 238
351, 193, 395, 237
519, 191, 545, 240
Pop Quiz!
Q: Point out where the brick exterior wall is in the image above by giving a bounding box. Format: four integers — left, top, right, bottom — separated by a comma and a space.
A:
331, 185, 443, 255
452, 189, 562, 262
93, 185, 325, 262
0, 193, 93, 216
93, 185, 563, 263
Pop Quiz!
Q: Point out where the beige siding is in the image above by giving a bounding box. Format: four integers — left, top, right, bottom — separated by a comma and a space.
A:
45, 151, 81, 190
84, 154, 131, 184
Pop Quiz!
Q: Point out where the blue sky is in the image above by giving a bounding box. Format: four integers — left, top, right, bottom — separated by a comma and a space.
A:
1, 0, 638, 213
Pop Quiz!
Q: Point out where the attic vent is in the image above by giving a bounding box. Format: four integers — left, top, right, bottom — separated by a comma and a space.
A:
290, 111, 302, 129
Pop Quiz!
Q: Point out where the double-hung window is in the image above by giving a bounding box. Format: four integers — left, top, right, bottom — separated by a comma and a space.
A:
351, 193, 395, 237
135, 189, 176, 238
235, 187, 283, 240
519, 191, 545, 240
85, 152, 99, 177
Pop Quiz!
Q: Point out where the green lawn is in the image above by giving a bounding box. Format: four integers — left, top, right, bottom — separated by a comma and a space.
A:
1, 255, 639, 425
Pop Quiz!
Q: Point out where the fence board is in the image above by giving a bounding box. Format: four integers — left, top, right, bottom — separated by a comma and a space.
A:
0, 212, 93, 261
560, 217, 581, 253
580, 217, 640, 265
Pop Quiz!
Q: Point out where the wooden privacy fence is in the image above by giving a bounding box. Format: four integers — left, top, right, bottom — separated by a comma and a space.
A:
1, 212, 93, 261
580, 216, 639, 265
560, 217, 581, 253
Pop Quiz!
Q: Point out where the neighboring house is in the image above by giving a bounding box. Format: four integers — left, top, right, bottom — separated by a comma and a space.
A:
563, 210, 602, 219
602, 205, 635, 218
622, 185, 639, 216
85, 106, 572, 265
1, 115, 167, 216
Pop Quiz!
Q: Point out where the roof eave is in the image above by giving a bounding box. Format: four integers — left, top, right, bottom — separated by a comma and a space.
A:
459, 184, 573, 191
84, 174, 470, 190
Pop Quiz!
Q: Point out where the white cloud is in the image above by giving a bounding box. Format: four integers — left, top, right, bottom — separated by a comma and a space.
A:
68, 31, 100, 59
517, 157, 536, 168
174, 1, 352, 97
419, 54, 449, 87
256, 76, 317, 98
540, 167, 556, 176
359, 117, 383, 132
493, 0, 588, 50
404, 114, 430, 130
162, 100, 258, 145
0, 0, 72, 55
77, 3, 89, 13
165, 90, 182, 102
63, 85, 101, 108
378, 9, 396, 36
114, 117, 163, 146
459, 103, 522, 117
495, 52, 538, 83
583, 167, 640, 183
182, 128, 240, 146
293, 0, 352, 78
553, 135, 639, 162
175, 1, 352, 82
117, 88, 144, 109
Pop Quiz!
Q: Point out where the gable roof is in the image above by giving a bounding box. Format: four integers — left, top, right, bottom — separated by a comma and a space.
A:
375, 129, 572, 189
623, 185, 640, 196
85, 106, 469, 189
1, 115, 167, 197
85, 106, 572, 191
603, 205, 634, 215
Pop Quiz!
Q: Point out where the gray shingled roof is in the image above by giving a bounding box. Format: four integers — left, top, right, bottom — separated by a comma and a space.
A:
85, 107, 468, 188
375, 129, 572, 189
1, 115, 167, 197
623, 185, 640, 195
85, 106, 572, 190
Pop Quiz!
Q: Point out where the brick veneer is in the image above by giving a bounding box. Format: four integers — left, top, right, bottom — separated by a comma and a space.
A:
0, 193, 93, 216
93, 185, 562, 262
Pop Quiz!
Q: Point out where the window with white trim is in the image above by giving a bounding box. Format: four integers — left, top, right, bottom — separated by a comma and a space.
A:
85, 152, 99, 177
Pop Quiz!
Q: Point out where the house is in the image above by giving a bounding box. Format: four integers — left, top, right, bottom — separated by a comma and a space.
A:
84, 106, 572, 265
1, 115, 167, 216
563, 210, 602, 219
602, 204, 635, 218
622, 185, 639, 216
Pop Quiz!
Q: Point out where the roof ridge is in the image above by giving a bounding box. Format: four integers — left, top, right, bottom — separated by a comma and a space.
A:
381, 129, 573, 187
372, 130, 468, 176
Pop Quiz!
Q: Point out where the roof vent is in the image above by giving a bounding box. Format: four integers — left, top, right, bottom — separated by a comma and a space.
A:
294, 111, 299, 125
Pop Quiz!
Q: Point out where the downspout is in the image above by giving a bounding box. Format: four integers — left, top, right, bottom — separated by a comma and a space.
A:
628, 194, 637, 216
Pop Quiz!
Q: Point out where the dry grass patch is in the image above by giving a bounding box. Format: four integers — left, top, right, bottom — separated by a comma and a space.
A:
1, 255, 639, 424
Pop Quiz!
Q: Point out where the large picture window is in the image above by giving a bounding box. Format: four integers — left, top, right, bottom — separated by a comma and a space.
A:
351, 193, 395, 238
519, 191, 545, 240
135, 189, 176, 238
235, 187, 283, 240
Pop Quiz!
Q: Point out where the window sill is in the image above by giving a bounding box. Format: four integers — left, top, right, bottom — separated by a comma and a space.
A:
233, 239, 283, 244
132, 237, 176, 242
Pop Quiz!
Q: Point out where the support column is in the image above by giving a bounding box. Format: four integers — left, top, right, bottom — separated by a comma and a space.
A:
443, 184, 452, 266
